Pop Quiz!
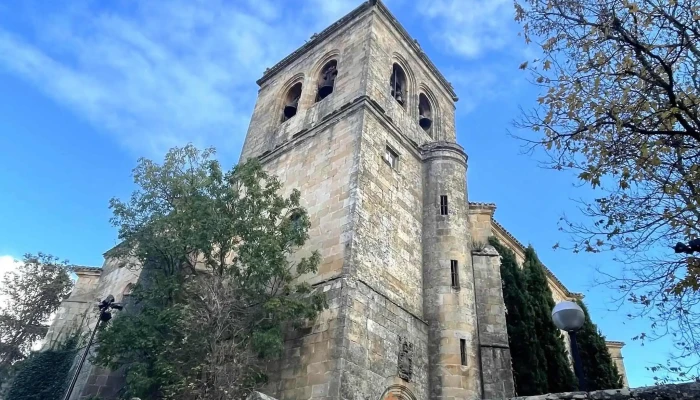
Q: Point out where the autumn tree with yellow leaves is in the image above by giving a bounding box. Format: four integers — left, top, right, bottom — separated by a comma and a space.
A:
514, 0, 700, 381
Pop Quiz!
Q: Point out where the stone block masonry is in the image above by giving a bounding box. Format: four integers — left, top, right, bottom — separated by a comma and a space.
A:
507, 382, 700, 400
42, 0, 623, 398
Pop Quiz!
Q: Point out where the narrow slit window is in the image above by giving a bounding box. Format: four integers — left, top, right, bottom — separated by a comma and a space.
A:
450, 260, 459, 289
460, 339, 467, 365
440, 195, 448, 215
384, 146, 398, 169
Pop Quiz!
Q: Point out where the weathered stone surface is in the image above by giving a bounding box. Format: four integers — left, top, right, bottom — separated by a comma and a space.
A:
507, 383, 700, 400
45, 1, 629, 399
248, 391, 279, 400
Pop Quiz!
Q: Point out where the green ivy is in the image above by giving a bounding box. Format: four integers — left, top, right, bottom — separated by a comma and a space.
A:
6, 334, 80, 400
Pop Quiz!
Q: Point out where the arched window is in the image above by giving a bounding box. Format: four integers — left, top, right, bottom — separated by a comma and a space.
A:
122, 283, 134, 298
316, 60, 338, 102
390, 63, 407, 107
282, 82, 303, 122
418, 93, 433, 133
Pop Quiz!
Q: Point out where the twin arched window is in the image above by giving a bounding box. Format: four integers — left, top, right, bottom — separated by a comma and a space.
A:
281, 60, 339, 123
390, 63, 435, 135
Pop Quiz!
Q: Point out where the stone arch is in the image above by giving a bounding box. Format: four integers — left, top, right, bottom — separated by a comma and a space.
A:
390, 53, 416, 113
121, 283, 135, 302
277, 73, 305, 123
310, 50, 341, 101
379, 384, 417, 400
418, 83, 440, 138
315, 59, 338, 102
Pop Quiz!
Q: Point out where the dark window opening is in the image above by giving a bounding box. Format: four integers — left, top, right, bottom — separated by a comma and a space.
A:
282, 82, 303, 122
390, 63, 407, 107
316, 60, 338, 102
290, 210, 304, 230
450, 260, 459, 289
418, 93, 433, 133
460, 339, 467, 365
440, 195, 448, 215
384, 146, 398, 169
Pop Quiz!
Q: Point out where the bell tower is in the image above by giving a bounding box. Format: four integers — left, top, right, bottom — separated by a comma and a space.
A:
239, 1, 514, 399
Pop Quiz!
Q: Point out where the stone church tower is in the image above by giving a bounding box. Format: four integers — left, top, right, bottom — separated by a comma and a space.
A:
40, 1, 628, 398
239, 1, 515, 398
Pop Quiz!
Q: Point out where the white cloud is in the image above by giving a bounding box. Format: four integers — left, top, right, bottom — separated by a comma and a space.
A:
0, 0, 336, 157
418, 0, 516, 59
0, 0, 522, 157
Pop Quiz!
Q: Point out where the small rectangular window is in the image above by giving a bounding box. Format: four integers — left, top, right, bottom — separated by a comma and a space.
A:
450, 260, 459, 289
440, 195, 448, 215
460, 339, 467, 366
384, 146, 398, 169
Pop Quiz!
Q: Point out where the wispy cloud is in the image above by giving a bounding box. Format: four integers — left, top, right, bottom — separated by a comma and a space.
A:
418, 0, 517, 59
0, 0, 522, 156
0, 0, 356, 157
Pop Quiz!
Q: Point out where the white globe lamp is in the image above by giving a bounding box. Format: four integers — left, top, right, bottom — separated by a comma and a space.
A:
552, 300, 587, 391
552, 301, 585, 332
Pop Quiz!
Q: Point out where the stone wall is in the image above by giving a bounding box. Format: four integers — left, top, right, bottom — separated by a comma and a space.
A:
42, 267, 101, 350
255, 106, 363, 286
508, 383, 700, 400
352, 109, 424, 316
261, 276, 429, 400
472, 247, 515, 399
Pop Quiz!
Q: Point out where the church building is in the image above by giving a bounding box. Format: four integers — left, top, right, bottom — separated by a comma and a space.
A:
45, 1, 627, 399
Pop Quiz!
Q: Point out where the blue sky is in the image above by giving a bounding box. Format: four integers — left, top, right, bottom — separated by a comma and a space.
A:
0, 0, 676, 387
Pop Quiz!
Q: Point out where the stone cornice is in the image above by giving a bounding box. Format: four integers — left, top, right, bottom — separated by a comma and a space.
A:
255, 0, 459, 102
469, 202, 497, 216
258, 95, 426, 166
419, 141, 468, 167
72, 266, 102, 275
256, 2, 371, 86
605, 340, 625, 347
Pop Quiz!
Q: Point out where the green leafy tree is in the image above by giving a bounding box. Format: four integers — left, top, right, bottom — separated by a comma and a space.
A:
489, 237, 548, 395
575, 300, 623, 390
523, 246, 577, 392
94, 145, 326, 400
514, 0, 700, 379
0, 253, 73, 379
5, 333, 80, 400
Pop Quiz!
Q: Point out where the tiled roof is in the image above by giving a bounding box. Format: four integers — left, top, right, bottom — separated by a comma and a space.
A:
490, 218, 578, 299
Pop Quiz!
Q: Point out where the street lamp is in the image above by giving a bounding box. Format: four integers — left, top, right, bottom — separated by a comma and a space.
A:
552, 301, 587, 391
62, 295, 123, 400
674, 238, 700, 255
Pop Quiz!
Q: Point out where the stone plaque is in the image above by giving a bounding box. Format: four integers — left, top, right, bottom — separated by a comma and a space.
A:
397, 336, 413, 382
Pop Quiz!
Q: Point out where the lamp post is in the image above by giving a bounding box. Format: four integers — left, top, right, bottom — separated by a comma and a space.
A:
552, 300, 587, 391
62, 295, 123, 400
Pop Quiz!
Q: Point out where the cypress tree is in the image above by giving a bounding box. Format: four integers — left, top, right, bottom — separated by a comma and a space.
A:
574, 300, 623, 390
523, 246, 577, 393
489, 237, 548, 395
